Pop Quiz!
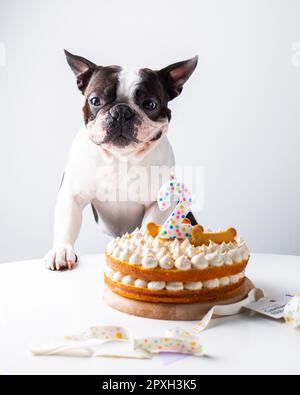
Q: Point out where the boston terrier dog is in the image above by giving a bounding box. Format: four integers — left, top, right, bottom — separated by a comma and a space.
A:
45, 51, 198, 270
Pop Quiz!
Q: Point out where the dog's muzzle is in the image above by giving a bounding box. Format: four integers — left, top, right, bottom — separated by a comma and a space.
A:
102, 104, 140, 147
109, 104, 135, 122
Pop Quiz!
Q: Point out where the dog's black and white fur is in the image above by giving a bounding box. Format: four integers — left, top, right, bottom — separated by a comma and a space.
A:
45, 51, 198, 270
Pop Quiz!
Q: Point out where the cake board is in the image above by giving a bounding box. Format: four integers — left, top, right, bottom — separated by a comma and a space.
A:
103, 278, 256, 321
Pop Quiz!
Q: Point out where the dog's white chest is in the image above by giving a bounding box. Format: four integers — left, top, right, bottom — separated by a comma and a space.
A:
63, 128, 175, 237
92, 163, 156, 204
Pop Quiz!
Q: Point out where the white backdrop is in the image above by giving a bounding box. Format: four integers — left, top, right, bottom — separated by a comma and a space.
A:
0, 0, 300, 263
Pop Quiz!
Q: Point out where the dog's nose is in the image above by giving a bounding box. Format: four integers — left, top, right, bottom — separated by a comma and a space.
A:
109, 104, 135, 121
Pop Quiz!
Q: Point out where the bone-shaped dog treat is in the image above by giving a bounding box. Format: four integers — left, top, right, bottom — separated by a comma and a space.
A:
190, 225, 237, 246
146, 222, 237, 246
146, 219, 192, 239
146, 222, 160, 238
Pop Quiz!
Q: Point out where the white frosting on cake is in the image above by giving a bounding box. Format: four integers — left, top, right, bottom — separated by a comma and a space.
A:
205, 251, 224, 267
172, 247, 183, 260
122, 275, 135, 285
166, 282, 184, 291
184, 282, 203, 291
119, 248, 131, 261
147, 281, 166, 291
223, 253, 233, 266
156, 247, 169, 260
106, 269, 246, 292
152, 239, 164, 252
203, 279, 220, 289
231, 249, 243, 264
186, 245, 197, 258
191, 254, 209, 270
175, 256, 191, 270
105, 267, 114, 279
106, 228, 250, 272
106, 239, 117, 255
159, 254, 174, 269
112, 271, 123, 282
134, 279, 148, 288
219, 277, 230, 287
129, 252, 141, 265
142, 255, 158, 269
229, 274, 240, 284
112, 246, 123, 259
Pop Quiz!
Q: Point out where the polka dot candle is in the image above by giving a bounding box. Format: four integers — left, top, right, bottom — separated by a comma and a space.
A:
158, 176, 193, 239
134, 337, 203, 356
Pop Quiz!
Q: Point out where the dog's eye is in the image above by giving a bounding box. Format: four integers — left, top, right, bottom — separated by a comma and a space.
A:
142, 99, 158, 111
90, 97, 101, 107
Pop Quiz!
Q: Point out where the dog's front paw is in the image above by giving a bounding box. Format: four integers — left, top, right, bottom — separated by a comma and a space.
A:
44, 245, 78, 271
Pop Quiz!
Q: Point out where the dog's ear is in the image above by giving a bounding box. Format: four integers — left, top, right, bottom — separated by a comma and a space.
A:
64, 50, 96, 94
158, 56, 198, 101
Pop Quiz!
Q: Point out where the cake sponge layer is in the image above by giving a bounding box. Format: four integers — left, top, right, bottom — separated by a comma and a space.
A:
105, 275, 246, 304
106, 254, 248, 282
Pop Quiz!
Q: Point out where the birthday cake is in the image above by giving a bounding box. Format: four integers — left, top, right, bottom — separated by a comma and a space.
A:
105, 225, 250, 304
104, 178, 250, 305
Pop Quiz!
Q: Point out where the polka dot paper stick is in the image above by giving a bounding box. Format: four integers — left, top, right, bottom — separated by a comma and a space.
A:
166, 288, 262, 338
284, 294, 300, 328
134, 337, 204, 357
158, 175, 193, 239
65, 326, 130, 342
30, 290, 263, 360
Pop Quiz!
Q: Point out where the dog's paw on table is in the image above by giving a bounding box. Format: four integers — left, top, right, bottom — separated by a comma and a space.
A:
44, 246, 78, 271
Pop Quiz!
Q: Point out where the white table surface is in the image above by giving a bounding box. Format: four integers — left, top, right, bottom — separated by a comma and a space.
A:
0, 253, 299, 375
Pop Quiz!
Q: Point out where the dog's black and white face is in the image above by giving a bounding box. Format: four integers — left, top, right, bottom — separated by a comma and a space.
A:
65, 50, 198, 154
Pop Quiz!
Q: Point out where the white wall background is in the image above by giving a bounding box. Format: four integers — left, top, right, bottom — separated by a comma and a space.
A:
0, 0, 300, 263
